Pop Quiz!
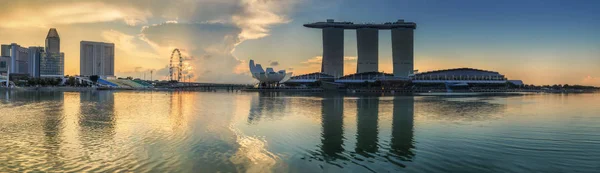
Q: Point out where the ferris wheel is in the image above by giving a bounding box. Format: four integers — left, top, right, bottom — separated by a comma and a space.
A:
169, 49, 184, 82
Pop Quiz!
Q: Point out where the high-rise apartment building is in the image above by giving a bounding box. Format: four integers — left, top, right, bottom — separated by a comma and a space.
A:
80, 41, 115, 78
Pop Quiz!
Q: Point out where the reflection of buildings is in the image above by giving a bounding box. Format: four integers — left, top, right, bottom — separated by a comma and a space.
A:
313, 95, 416, 163
40, 92, 65, 165
247, 92, 287, 124
320, 94, 345, 159
355, 97, 379, 156
1, 90, 64, 102
390, 97, 415, 160
79, 91, 115, 142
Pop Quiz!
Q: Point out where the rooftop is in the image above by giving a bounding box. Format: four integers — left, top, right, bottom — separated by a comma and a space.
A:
304, 19, 416, 29
46, 28, 60, 39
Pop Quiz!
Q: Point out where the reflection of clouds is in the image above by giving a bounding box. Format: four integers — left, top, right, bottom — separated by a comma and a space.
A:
229, 126, 280, 173
417, 96, 507, 121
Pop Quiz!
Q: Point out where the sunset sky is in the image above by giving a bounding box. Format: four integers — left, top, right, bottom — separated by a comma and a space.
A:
0, 0, 598, 85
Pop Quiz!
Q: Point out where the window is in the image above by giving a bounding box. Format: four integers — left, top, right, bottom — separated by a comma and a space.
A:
0, 61, 5, 68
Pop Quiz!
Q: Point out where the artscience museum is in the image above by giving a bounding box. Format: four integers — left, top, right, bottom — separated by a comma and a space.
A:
249, 60, 292, 87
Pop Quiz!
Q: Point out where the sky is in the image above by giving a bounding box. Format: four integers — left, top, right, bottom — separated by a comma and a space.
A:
0, 0, 598, 86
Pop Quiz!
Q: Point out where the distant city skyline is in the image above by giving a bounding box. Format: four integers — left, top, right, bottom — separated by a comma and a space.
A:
0, 0, 598, 86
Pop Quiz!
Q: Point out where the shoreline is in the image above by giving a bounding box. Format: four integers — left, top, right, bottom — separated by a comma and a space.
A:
1, 86, 597, 94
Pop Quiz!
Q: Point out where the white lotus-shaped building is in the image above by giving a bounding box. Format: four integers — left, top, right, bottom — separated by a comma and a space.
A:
249, 60, 292, 84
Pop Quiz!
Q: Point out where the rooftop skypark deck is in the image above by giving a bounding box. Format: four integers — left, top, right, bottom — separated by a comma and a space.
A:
304, 19, 417, 29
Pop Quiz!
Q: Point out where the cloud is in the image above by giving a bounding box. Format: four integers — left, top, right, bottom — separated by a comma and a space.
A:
582, 75, 600, 86
140, 22, 252, 83
0, 1, 151, 28
301, 56, 323, 65
232, 0, 295, 40
295, 56, 358, 75
269, 61, 279, 66
0, 0, 299, 83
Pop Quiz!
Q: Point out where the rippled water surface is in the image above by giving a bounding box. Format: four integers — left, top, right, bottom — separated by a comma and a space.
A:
0, 90, 599, 172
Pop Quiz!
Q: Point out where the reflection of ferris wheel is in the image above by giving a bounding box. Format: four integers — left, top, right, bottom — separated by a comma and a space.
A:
169, 49, 184, 82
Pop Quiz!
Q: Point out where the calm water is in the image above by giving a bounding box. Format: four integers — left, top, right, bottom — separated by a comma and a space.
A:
0, 90, 599, 172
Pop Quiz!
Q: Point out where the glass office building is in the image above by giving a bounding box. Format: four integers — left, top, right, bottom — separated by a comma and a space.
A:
40, 52, 64, 77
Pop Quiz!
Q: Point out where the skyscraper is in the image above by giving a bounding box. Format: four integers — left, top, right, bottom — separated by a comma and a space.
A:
40, 28, 64, 77
80, 41, 115, 78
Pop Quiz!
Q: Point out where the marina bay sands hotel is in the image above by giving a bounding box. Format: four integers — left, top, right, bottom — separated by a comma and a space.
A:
304, 19, 416, 78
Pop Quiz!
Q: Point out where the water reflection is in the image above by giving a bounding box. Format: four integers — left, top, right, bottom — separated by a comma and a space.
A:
418, 96, 506, 121
78, 91, 116, 162
42, 92, 65, 169
320, 93, 346, 160
1, 90, 64, 103
248, 92, 287, 124
309, 93, 417, 170
355, 97, 379, 157
79, 91, 115, 131
390, 97, 415, 162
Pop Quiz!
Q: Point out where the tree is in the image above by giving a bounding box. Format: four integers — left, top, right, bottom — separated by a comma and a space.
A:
67, 76, 76, 86
27, 78, 36, 86
90, 75, 100, 84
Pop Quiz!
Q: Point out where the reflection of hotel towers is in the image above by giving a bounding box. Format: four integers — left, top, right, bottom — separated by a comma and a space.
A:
320, 94, 345, 158
390, 97, 415, 160
355, 97, 379, 155
318, 96, 415, 161
304, 19, 416, 77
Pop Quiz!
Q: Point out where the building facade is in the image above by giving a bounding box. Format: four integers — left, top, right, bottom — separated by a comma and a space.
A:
0, 45, 11, 75
410, 68, 507, 84
80, 41, 115, 78
0, 56, 9, 75
28, 47, 44, 78
5, 43, 30, 75
40, 52, 64, 77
